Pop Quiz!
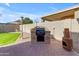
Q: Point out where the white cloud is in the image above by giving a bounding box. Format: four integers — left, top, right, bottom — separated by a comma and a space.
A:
5, 3, 10, 7
0, 6, 41, 23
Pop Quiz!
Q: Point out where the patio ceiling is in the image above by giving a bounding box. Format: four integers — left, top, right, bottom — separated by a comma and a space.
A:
41, 5, 79, 21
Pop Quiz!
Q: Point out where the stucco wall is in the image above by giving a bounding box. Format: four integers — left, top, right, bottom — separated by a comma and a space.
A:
20, 19, 79, 40
75, 10, 79, 18
72, 10, 79, 53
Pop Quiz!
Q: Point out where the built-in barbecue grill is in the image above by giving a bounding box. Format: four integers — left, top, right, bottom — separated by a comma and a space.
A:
36, 27, 45, 42
31, 26, 50, 44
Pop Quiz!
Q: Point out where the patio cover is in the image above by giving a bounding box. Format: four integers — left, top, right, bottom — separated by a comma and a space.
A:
41, 5, 79, 21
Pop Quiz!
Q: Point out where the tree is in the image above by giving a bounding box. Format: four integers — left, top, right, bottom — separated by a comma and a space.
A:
22, 17, 33, 24
16, 16, 33, 24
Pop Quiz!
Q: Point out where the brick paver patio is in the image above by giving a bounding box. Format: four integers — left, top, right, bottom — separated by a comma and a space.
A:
0, 33, 79, 56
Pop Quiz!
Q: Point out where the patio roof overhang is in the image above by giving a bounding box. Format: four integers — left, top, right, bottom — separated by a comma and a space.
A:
41, 5, 79, 21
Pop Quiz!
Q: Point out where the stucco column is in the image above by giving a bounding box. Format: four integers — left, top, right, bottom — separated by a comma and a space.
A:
73, 10, 79, 53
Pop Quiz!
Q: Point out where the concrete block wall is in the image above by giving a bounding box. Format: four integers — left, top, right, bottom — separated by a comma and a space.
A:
0, 24, 20, 32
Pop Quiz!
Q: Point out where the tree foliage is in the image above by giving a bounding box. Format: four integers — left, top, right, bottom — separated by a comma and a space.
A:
17, 16, 33, 24
22, 17, 33, 24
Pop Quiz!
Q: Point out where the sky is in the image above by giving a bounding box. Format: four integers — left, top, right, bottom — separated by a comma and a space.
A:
0, 3, 76, 23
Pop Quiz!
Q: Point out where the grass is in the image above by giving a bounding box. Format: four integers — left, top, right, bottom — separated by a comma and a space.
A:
0, 32, 20, 46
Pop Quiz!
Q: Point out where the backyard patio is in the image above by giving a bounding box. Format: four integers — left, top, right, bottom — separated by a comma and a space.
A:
0, 33, 78, 56
0, 3, 79, 56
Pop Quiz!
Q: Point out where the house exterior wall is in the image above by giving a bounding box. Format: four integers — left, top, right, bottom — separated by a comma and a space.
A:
75, 10, 79, 18
73, 10, 79, 53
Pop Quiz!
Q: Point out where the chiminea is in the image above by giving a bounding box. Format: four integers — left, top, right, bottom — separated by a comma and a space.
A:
62, 28, 73, 51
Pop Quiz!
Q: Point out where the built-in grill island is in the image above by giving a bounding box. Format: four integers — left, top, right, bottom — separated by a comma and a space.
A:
31, 26, 50, 44
36, 27, 45, 42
